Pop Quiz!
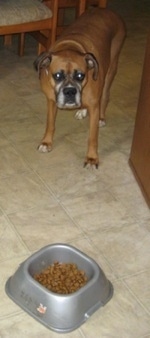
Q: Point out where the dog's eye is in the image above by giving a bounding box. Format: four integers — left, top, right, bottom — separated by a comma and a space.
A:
73, 71, 85, 82
53, 71, 65, 82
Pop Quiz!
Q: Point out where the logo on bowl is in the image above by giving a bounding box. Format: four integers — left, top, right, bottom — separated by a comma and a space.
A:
37, 303, 47, 314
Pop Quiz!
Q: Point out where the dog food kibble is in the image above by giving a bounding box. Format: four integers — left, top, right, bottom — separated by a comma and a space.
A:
34, 262, 88, 294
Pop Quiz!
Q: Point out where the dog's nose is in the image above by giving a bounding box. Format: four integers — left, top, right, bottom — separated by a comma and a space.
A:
63, 87, 77, 98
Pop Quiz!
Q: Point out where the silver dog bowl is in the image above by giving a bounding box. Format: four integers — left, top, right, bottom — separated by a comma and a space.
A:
5, 244, 113, 333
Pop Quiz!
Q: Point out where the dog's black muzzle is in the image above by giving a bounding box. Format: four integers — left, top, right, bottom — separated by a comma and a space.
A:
63, 86, 77, 104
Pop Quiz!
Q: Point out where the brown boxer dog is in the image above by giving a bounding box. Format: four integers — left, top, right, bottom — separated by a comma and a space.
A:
34, 8, 126, 167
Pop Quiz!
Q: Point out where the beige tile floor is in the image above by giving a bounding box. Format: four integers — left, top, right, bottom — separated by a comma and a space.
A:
0, 1, 150, 337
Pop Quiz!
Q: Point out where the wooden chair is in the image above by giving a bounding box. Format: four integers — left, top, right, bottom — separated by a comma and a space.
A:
0, 0, 58, 56
0, 0, 107, 56
34, 1, 108, 49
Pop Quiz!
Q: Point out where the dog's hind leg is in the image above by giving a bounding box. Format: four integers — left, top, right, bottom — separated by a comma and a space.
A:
99, 27, 126, 127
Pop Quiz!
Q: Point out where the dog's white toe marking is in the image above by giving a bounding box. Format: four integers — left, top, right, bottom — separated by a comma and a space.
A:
75, 109, 87, 120
99, 119, 106, 127
38, 144, 52, 153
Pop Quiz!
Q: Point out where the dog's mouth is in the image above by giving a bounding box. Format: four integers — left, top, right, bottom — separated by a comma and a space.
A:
57, 101, 81, 109
65, 101, 79, 107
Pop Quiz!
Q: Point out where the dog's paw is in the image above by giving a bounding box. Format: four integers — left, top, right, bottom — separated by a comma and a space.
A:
83, 157, 99, 169
75, 109, 87, 120
38, 143, 52, 153
99, 119, 106, 127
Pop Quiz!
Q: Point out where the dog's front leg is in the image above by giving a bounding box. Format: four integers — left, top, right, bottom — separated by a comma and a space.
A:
38, 99, 57, 153
84, 105, 99, 168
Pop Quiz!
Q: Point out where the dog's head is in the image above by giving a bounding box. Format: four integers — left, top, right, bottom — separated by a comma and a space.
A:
34, 50, 99, 109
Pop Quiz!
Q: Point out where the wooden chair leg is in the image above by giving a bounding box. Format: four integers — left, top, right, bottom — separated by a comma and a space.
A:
78, 0, 86, 15
19, 33, 25, 56
50, 0, 59, 45
4, 35, 12, 46
4, 34, 25, 56
37, 42, 46, 54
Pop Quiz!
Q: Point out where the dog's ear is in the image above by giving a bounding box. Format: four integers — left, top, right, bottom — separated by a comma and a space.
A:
85, 53, 99, 80
33, 52, 52, 78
